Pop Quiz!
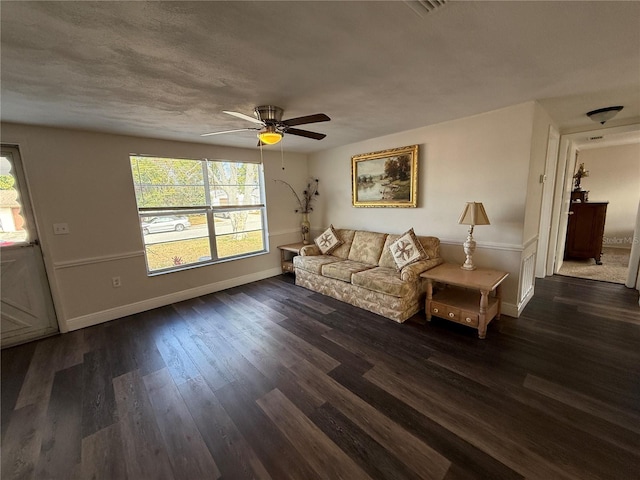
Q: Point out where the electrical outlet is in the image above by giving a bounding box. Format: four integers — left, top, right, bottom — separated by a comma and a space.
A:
53, 223, 70, 235
112, 276, 121, 288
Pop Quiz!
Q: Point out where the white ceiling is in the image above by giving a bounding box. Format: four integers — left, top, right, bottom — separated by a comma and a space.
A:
1, 1, 639, 153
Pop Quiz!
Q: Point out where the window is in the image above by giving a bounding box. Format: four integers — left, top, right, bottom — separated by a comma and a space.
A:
130, 155, 268, 273
0, 150, 29, 246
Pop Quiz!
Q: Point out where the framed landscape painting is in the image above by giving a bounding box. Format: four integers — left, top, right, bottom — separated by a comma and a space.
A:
351, 144, 418, 207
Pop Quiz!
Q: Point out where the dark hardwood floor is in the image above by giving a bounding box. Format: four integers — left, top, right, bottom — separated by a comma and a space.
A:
2, 274, 639, 479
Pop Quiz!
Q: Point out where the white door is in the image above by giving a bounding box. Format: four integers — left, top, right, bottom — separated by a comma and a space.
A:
535, 125, 560, 278
1, 146, 58, 348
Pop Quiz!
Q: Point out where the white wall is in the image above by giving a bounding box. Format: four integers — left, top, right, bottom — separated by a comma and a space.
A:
1, 123, 310, 331
2, 101, 558, 328
577, 142, 640, 249
308, 102, 550, 316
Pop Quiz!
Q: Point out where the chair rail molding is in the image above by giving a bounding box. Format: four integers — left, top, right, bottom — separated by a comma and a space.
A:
53, 250, 145, 269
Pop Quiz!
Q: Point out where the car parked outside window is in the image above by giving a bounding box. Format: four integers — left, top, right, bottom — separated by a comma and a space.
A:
141, 216, 191, 235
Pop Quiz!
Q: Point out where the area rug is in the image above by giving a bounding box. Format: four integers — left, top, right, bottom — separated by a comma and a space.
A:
558, 247, 630, 284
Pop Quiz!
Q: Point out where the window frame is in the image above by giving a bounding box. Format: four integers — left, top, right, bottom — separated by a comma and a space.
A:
130, 155, 269, 275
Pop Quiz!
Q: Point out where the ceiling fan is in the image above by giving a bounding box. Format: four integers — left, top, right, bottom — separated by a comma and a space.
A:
201, 105, 330, 146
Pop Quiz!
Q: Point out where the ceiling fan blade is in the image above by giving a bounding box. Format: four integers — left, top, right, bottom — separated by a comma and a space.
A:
286, 128, 326, 140
200, 128, 257, 137
282, 113, 330, 127
223, 110, 264, 125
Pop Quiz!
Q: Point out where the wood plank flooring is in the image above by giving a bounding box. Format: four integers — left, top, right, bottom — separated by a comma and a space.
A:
2, 274, 639, 479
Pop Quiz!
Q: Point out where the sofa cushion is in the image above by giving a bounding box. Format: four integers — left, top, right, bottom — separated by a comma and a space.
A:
347, 231, 388, 265
314, 225, 343, 254
293, 255, 340, 275
378, 234, 401, 269
381, 235, 441, 267
331, 229, 356, 259
352, 267, 411, 298
322, 260, 374, 283
390, 228, 428, 269
418, 236, 441, 260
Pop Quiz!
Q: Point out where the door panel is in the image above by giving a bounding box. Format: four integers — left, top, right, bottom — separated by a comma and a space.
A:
1, 146, 58, 348
1, 244, 58, 345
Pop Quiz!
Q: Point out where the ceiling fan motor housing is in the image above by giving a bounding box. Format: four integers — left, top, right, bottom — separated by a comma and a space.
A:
255, 105, 284, 125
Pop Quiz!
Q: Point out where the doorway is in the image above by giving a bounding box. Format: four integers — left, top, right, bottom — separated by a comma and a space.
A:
542, 124, 640, 289
557, 140, 639, 284
1, 145, 59, 348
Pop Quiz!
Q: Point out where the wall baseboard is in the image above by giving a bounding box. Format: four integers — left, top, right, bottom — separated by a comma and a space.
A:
502, 302, 518, 318
64, 266, 522, 331
65, 267, 283, 331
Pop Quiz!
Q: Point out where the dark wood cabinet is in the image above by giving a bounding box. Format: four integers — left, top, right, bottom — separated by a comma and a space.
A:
564, 202, 608, 264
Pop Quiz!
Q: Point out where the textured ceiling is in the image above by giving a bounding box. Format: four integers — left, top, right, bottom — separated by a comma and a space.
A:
1, 1, 639, 153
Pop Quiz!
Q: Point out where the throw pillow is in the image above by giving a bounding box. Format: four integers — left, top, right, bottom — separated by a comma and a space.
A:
315, 225, 343, 255
389, 228, 428, 269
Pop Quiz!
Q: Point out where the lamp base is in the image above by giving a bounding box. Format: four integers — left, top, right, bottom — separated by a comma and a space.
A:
461, 233, 477, 271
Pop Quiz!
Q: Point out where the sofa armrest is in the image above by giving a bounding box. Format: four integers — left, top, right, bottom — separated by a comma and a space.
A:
401, 258, 444, 281
300, 244, 321, 256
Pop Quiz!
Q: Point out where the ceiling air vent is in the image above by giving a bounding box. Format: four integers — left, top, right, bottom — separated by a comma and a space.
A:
404, 0, 448, 17
589, 136, 604, 141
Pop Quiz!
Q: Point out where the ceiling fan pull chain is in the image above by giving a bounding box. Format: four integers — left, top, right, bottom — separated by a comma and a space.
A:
281, 140, 285, 170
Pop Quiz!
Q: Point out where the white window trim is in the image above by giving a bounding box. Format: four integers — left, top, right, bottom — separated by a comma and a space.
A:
131, 156, 269, 274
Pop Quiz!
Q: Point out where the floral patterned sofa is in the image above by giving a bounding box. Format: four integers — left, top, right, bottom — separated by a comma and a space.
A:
293, 228, 443, 323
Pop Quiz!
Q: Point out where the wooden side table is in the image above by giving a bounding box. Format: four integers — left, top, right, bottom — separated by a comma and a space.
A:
420, 263, 509, 339
277, 242, 305, 274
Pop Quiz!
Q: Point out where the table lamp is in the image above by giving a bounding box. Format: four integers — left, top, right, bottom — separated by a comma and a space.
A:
458, 202, 490, 270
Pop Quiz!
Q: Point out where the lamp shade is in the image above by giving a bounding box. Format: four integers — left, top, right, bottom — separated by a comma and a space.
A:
258, 126, 283, 145
458, 202, 490, 226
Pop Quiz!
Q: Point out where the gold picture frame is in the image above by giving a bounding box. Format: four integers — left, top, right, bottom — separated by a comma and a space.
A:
351, 144, 418, 207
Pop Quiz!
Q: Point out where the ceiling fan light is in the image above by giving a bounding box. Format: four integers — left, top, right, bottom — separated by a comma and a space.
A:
586, 106, 624, 125
258, 128, 283, 145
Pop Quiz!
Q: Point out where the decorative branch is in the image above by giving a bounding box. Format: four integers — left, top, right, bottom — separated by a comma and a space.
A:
573, 163, 589, 180
274, 178, 320, 213
573, 163, 589, 190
